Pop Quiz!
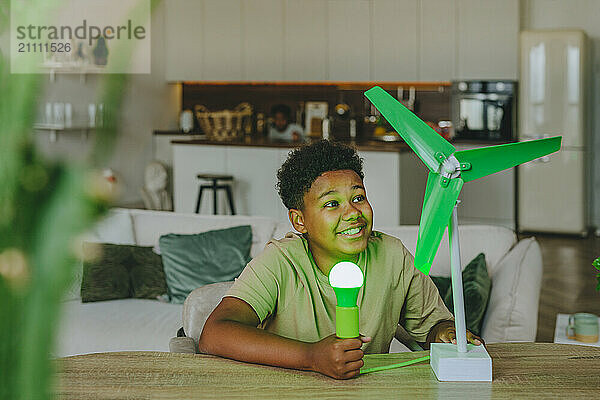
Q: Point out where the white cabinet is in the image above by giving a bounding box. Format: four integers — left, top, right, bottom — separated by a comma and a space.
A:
359, 151, 401, 226
165, 0, 520, 82
454, 143, 515, 229
283, 0, 328, 81
371, 0, 418, 81
457, 169, 515, 229
419, 0, 456, 81
398, 146, 515, 230
165, 0, 243, 81
202, 0, 243, 80
244, 0, 284, 80
165, 0, 203, 81
456, 0, 519, 80
327, 0, 370, 81
399, 152, 429, 225
226, 147, 288, 219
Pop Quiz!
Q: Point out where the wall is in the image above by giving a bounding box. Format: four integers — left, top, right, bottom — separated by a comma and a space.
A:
1, 1, 180, 206
521, 0, 600, 232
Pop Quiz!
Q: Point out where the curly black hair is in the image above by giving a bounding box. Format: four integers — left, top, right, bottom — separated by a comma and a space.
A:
270, 104, 292, 119
276, 140, 364, 210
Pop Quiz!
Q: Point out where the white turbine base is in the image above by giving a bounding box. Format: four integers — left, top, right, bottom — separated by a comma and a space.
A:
430, 343, 492, 381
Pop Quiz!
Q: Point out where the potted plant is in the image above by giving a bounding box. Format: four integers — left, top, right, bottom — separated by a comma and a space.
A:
0, 1, 156, 398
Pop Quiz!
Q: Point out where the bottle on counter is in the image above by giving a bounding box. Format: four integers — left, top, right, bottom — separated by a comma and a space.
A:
180, 109, 194, 133
322, 117, 331, 140
295, 102, 304, 127
349, 118, 357, 141
256, 113, 265, 136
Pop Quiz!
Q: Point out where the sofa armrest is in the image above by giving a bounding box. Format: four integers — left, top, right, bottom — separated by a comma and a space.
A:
169, 337, 197, 354
481, 237, 542, 343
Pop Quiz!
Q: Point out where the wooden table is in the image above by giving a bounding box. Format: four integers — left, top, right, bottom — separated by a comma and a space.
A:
54, 343, 600, 399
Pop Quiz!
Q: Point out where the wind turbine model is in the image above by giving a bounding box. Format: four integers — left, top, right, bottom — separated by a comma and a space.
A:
365, 86, 561, 381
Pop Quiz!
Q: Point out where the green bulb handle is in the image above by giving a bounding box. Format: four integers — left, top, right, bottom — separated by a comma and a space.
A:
336, 305, 359, 338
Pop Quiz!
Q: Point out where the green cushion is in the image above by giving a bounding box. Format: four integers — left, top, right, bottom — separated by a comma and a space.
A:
159, 225, 252, 304
81, 243, 167, 302
129, 246, 168, 299
430, 253, 492, 336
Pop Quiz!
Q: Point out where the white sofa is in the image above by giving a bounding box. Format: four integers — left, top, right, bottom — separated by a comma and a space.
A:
55, 208, 542, 357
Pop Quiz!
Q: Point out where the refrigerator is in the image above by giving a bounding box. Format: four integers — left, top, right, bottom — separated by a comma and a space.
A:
518, 30, 589, 235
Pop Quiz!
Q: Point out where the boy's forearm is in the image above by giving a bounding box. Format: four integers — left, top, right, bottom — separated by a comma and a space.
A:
423, 319, 455, 349
199, 319, 314, 371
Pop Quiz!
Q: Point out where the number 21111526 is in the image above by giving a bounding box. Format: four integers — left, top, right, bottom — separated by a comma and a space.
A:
18, 42, 71, 53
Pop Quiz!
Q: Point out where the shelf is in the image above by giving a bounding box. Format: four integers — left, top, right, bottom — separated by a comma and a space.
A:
34, 123, 94, 142
41, 63, 107, 83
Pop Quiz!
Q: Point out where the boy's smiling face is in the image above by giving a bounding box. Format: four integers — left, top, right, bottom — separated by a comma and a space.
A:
289, 169, 373, 273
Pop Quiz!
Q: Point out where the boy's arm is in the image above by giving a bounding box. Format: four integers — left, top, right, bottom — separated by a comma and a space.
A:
199, 296, 370, 379
199, 297, 312, 370
420, 320, 484, 349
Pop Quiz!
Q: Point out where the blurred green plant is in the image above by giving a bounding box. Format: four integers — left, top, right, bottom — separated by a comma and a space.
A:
594, 258, 600, 292
0, 1, 158, 398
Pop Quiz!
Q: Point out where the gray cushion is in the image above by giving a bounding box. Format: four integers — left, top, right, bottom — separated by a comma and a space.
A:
183, 281, 235, 344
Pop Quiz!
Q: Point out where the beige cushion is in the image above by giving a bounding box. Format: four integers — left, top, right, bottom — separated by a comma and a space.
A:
129, 210, 276, 258
481, 237, 542, 342
84, 208, 136, 245
183, 281, 235, 345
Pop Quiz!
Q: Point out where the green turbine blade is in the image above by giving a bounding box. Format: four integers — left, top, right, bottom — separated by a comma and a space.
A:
365, 86, 456, 172
455, 136, 562, 182
414, 173, 464, 275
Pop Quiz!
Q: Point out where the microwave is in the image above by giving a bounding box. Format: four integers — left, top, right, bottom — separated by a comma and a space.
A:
451, 81, 516, 141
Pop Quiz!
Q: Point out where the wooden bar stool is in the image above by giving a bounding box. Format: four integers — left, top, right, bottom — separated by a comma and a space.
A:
194, 174, 236, 215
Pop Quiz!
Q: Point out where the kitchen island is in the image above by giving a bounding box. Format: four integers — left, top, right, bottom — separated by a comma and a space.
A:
169, 135, 416, 226
162, 134, 515, 229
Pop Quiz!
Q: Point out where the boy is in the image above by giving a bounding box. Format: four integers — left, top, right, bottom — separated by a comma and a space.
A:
199, 140, 482, 379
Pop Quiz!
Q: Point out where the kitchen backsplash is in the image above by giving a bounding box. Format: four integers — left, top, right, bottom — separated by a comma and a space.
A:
181, 83, 450, 140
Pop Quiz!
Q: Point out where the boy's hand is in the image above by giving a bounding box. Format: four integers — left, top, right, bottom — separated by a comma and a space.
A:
428, 320, 483, 346
307, 334, 371, 379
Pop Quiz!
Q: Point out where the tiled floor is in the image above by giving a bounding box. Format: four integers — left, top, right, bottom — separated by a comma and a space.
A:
523, 233, 600, 342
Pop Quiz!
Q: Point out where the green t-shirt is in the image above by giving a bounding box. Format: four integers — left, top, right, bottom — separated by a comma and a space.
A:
226, 231, 454, 354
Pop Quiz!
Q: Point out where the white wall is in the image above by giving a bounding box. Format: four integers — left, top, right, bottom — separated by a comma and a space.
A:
521, 0, 600, 232
2, 1, 180, 206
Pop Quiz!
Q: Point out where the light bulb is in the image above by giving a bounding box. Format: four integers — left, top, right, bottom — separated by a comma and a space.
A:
329, 261, 364, 288
329, 261, 364, 338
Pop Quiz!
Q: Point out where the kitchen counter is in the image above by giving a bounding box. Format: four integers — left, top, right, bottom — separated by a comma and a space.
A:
166, 136, 411, 153
155, 130, 515, 152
